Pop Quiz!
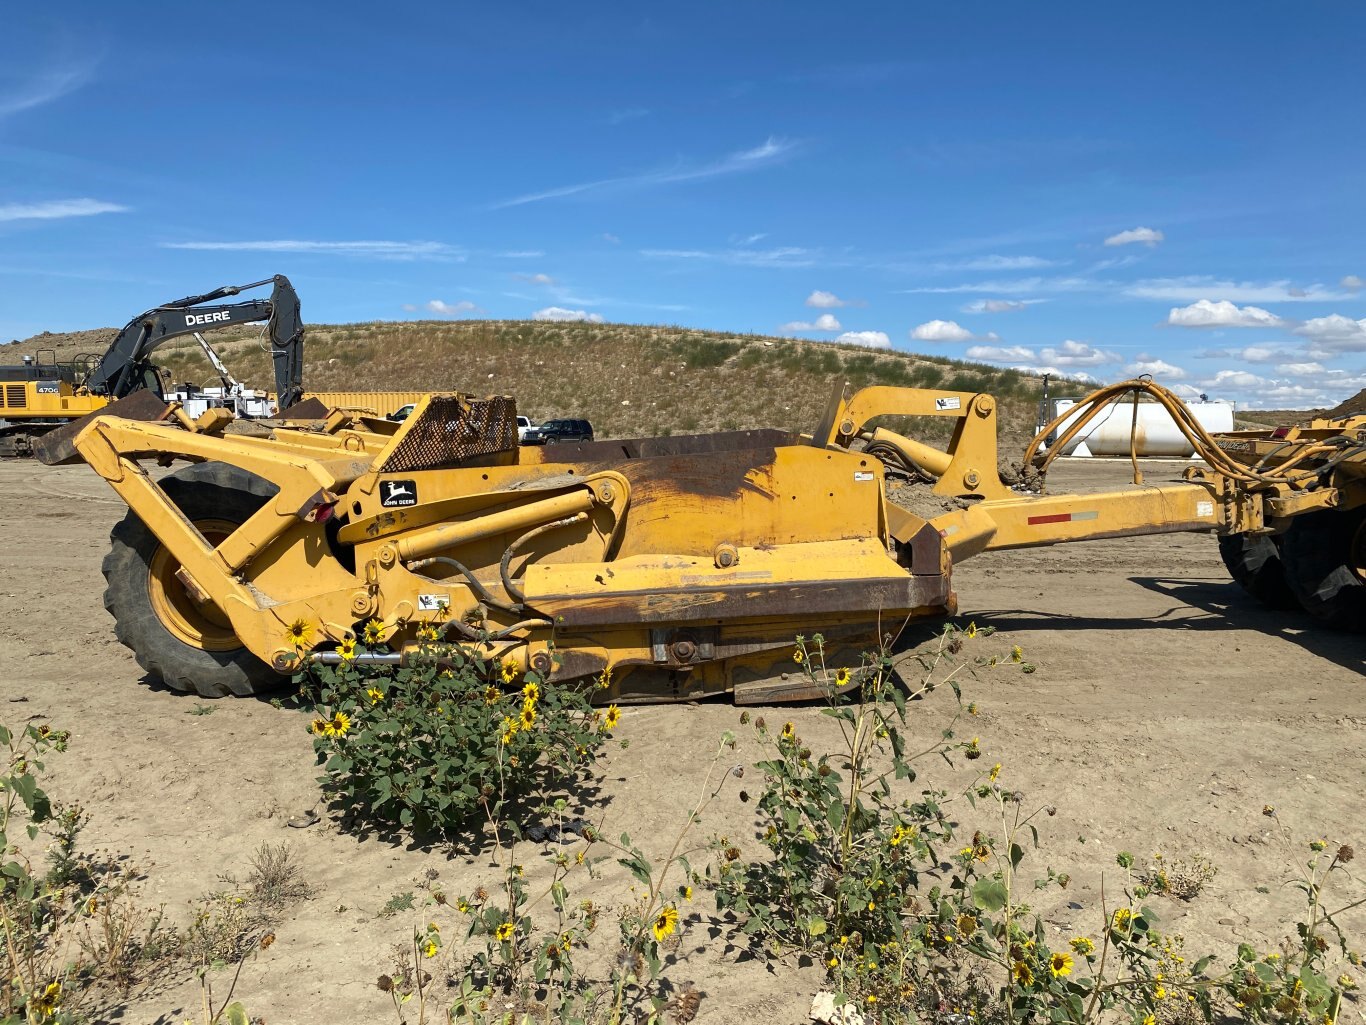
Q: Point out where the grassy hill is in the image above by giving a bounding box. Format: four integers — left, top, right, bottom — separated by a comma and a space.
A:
4, 320, 1080, 451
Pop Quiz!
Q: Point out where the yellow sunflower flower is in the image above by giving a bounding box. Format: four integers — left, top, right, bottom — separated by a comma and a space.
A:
519, 701, 537, 730
366, 687, 384, 704
522, 682, 539, 703
495, 922, 515, 943
603, 704, 621, 730
484, 686, 501, 705
1012, 960, 1033, 985
283, 618, 315, 649
1050, 951, 1073, 978
500, 660, 519, 684
310, 717, 331, 737
1070, 936, 1095, 955
652, 904, 679, 942
500, 717, 518, 745
362, 619, 385, 645
793, 648, 805, 664
338, 637, 357, 662
32, 981, 62, 1015
329, 711, 350, 738
416, 623, 439, 643
833, 666, 852, 687
422, 938, 438, 958
781, 722, 796, 741
964, 621, 977, 639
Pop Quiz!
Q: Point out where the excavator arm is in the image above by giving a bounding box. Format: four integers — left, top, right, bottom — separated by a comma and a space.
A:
84, 275, 304, 409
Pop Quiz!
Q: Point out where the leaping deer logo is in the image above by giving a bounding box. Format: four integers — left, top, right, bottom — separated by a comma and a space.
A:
383, 482, 413, 503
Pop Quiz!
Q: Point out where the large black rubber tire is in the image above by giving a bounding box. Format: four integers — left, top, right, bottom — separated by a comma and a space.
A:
1217, 533, 1301, 611
1280, 507, 1366, 633
102, 463, 284, 697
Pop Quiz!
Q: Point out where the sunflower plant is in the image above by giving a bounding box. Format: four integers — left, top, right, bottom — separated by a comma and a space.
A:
710, 628, 1366, 1025
296, 625, 607, 837
445, 735, 734, 1025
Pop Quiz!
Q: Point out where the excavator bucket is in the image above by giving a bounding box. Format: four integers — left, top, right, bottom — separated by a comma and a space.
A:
32, 389, 177, 466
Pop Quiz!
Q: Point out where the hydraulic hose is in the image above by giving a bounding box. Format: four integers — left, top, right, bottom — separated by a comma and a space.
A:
406, 554, 523, 615
1025, 378, 1355, 488
499, 511, 590, 606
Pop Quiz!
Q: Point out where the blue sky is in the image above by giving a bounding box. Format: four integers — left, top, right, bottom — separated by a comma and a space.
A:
3, 2, 1365, 408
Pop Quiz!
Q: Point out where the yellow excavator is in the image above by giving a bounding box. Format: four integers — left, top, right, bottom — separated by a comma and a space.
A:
33, 373, 1365, 700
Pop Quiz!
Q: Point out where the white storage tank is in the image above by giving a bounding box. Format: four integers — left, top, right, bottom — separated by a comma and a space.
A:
1041, 397, 1234, 458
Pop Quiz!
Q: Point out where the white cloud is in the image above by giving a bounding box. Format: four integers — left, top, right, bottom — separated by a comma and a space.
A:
1012, 366, 1101, 384
161, 239, 460, 260
910, 319, 974, 342
1104, 226, 1164, 247
834, 330, 891, 349
0, 59, 93, 119
490, 136, 798, 208
1125, 358, 1186, 379
967, 344, 1035, 361
607, 107, 649, 125
1294, 314, 1366, 352
1182, 367, 1366, 408
932, 254, 1059, 271
806, 289, 849, 308
903, 275, 1100, 295
0, 198, 128, 222
1166, 299, 1285, 329
532, 306, 605, 323
1205, 369, 1268, 390
961, 298, 1034, 313
425, 300, 477, 316
730, 232, 768, 246
781, 313, 841, 332
515, 272, 557, 285
1126, 277, 1342, 302
600, 233, 621, 244
1239, 345, 1286, 363
640, 246, 817, 268
496, 250, 544, 258
1342, 275, 1364, 292
1039, 339, 1119, 368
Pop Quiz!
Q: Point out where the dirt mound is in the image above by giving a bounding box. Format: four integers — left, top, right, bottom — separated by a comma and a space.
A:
1326, 388, 1366, 419
1, 328, 119, 363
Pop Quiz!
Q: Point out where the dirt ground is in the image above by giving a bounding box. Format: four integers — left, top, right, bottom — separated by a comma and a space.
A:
1, 457, 1362, 1024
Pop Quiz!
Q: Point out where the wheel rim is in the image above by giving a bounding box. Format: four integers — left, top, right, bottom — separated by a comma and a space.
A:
147, 519, 241, 651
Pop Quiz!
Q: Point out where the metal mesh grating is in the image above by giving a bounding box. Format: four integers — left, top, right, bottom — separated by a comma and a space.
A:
4, 385, 25, 408
378, 395, 518, 472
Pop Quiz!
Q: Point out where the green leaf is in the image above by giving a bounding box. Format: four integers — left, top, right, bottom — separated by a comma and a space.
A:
224, 1002, 250, 1025
972, 878, 1008, 912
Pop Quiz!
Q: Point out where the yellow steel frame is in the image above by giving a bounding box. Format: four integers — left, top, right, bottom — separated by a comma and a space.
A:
64, 382, 1353, 700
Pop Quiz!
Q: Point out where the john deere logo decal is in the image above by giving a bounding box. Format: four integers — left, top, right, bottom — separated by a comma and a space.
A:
381, 480, 417, 507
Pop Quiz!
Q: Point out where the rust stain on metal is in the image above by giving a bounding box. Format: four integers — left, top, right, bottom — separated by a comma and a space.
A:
534, 575, 952, 627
